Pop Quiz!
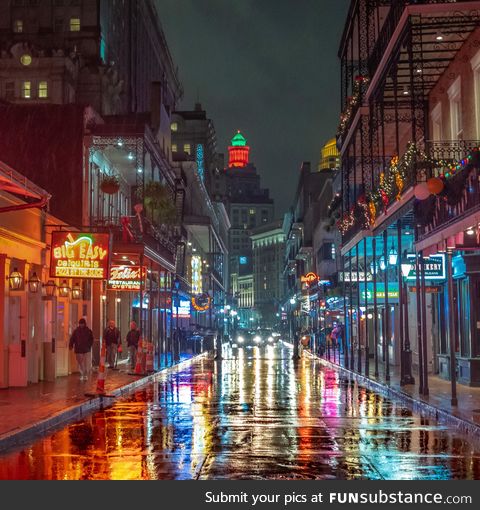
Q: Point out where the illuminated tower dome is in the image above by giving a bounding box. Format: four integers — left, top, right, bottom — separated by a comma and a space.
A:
228, 131, 250, 168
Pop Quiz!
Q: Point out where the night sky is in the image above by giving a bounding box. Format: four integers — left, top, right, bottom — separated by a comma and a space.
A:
157, 0, 349, 216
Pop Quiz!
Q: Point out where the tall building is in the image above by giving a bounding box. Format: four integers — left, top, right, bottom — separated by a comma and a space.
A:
171, 103, 223, 197
219, 131, 275, 307
318, 138, 340, 172
251, 221, 286, 326
0, 0, 182, 116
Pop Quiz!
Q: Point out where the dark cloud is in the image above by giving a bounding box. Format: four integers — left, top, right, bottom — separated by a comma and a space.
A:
157, 0, 348, 215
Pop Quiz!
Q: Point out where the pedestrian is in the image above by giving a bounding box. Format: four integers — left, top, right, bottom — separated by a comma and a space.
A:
69, 318, 94, 380
126, 321, 141, 371
103, 319, 121, 369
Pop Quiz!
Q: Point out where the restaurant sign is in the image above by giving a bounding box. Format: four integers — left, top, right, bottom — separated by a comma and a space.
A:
107, 265, 146, 291
405, 254, 446, 281
50, 232, 110, 279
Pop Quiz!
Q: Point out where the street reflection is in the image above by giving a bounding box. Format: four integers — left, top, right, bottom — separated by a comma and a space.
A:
0, 343, 479, 480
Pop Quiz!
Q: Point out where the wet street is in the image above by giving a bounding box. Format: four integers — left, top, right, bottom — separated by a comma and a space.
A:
0, 343, 479, 480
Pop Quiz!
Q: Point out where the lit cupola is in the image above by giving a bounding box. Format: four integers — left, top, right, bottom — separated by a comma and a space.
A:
228, 131, 250, 168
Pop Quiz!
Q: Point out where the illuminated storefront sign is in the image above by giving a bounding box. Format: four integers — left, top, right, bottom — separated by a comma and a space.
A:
107, 265, 146, 291
405, 253, 446, 281
191, 255, 202, 294
192, 293, 211, 312
50, 232, 110, 279
173, 298, 191, 318
196, 144, 205, 181
360, 283, 399, 303
300, 272, 319, 284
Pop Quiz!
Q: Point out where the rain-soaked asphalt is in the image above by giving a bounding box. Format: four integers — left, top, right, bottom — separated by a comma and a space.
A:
0, 342, 479, 480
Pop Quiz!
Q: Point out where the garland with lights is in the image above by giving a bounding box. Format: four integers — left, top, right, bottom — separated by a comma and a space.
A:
337, 76, 369, 139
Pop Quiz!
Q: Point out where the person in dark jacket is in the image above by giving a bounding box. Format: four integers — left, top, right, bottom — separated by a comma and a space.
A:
103, 320, 121, 368
69, 318, 94, 380
126, 321, 141, 370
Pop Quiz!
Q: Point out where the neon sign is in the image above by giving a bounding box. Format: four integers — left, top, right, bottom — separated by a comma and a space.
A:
196, 144, 205, 181
191, 255, 202, 294
50, 232, 110, 279
107, 265, 146, 291
192, 293, 211, 312
300, 272, 319, 284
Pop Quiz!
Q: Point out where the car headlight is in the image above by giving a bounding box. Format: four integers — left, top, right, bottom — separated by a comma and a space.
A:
237, 336, 244, 343
268, 336, 274, 342
254, 335, 261, 343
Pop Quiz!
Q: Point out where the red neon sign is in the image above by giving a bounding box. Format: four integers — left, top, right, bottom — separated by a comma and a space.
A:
301, 272, 319, 284
50, 232, 110, 279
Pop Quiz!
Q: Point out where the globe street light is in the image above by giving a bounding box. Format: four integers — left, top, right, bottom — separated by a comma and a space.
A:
400, 253, 415, 385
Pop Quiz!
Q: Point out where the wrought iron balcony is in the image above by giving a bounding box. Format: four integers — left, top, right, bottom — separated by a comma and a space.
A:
417, 140, 480, 241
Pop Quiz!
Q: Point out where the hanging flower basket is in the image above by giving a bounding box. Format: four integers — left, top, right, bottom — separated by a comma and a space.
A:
100, 175, 120, 194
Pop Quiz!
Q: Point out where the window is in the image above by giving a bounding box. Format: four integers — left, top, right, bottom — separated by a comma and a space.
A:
54, 17, 64, 33
431, 102, 442, 142
249, 209, 255, 215
184, 143, 191, 155
38, 81, 48, 98
5, 82, 15, 100
171, 144, 177, 153
448, 77, 462, 140
471, 50, 480, 139
171, 122, 178, 132
22, 81, 31, 99
13, 20, 23, 33
69, 17, 81, 32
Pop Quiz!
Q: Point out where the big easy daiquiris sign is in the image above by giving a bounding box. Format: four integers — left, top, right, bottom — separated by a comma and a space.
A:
50, 232, 110, 279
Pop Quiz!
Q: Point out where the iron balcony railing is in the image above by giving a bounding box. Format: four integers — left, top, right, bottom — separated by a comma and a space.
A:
417, 140, 480, 240
91, 215, 177, 254
367, 0, 465, 79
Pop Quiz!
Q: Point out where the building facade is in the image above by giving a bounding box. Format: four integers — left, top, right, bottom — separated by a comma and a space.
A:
338, 0, 480, 395
0, 0, 182, 116
250, 220, 286, 327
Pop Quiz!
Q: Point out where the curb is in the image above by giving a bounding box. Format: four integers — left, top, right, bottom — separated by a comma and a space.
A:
0, 352, 209, 454
308, 351, 480, 440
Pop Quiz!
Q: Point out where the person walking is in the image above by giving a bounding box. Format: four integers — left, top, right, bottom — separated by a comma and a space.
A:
126, 321, 141, 371
103, 320, 121, 369
69, 318, 94, 380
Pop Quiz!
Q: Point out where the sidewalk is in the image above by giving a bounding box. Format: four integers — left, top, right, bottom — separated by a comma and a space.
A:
0, 353, 204, 452
310, 348, 480, 439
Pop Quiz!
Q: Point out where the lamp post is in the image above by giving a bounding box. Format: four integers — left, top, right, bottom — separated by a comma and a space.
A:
400, 254, 415, 385
173, 277, 180, 362
290, 297, 300, 360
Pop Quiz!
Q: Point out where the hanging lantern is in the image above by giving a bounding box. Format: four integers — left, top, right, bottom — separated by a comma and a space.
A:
44, 280, 57, 297
27, 272, 41, 293
414, 183, 430, 201
72, 283, 82, 300
379, 256, 387, 271
8, 267, 23, 290
388, 244, 398, 265
369, 259, 378, 275
426, 177, 444, 195
58, 280, 71, 298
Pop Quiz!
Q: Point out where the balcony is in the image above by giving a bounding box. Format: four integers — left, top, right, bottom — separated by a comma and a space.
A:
92, 215, 177, 265
417, 140, 480, 244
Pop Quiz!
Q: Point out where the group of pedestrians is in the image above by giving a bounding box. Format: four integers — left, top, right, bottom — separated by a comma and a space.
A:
68, 318, 142, 380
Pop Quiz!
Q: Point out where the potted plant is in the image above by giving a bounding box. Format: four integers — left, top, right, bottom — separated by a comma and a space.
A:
100, 175, 120, 194
137, 182, 178, 226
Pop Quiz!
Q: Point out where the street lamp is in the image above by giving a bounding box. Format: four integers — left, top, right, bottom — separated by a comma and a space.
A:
400, 253, 415, 385
44, 280, 57, 297
58, 280, 71, 298
7, 268, 23, 290
72, 283, 82, 300
289, 297, 300, 360
27, 272, 41, 293
388, 243, 398, 266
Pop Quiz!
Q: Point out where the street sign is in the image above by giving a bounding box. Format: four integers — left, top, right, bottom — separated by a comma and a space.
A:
409, 286, 441, 294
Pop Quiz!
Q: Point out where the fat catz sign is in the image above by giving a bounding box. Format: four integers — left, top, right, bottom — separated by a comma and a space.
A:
50, 232, 110, 279
107, 265, 146, 291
